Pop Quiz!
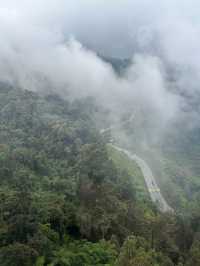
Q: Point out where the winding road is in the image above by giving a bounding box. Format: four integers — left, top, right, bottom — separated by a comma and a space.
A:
110, 144, 174, 213
101, 115, 173, 213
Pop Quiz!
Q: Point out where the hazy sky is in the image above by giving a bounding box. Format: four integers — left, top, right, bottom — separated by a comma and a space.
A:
1, 0, 200, 57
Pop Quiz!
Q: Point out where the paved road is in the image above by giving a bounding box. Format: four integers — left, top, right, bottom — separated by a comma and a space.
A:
111, 144, 174, 213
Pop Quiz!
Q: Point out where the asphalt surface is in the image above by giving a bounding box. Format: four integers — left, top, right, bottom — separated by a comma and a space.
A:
111, 144, 174, 213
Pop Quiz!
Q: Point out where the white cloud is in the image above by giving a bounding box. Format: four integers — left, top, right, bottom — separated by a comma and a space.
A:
0, 0, 199, 141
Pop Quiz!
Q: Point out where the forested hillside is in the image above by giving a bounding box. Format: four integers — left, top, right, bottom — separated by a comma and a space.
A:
0, 85, 200, 265
0, 85, 200, 266
120, 110, 200, 215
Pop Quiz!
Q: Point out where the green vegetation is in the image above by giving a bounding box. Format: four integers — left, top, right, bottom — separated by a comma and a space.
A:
107, 144, 150, 203
159, 153, 200, 213
118, 111, 200, 215
0, 85, 200, 265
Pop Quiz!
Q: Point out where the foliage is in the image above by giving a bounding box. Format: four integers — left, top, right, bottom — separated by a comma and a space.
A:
0, 86, 199, 265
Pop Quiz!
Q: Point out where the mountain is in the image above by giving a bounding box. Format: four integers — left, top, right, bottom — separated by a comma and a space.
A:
0, 85, 200, 265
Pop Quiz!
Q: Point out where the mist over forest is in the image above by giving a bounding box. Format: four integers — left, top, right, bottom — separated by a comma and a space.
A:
1, 1, 200, 265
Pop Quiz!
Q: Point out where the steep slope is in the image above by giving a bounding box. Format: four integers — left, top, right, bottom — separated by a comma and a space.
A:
110, 145, 173, 213
0, 85, 161, 265
0, 85, 200, 265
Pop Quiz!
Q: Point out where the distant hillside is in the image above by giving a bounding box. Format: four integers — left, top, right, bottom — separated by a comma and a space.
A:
100, 54, 131, 74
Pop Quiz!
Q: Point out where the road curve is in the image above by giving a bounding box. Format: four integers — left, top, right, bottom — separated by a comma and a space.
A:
110, 144, 174, 213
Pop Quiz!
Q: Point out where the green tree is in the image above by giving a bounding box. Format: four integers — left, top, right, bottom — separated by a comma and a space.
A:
186, 234, 200, 266
0, 243, 38, 266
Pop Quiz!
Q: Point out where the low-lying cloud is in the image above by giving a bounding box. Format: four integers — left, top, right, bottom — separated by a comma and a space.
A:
0, 0, 199, 145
